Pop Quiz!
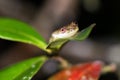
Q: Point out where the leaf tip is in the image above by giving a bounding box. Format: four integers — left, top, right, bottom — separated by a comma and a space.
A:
90, 23, 96, 28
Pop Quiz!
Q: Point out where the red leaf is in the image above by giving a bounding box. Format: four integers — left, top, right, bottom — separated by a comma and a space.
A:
48, 61, 103, 80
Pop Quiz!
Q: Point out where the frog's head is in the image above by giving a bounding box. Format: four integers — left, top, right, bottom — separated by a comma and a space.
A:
50, 22, 79, 42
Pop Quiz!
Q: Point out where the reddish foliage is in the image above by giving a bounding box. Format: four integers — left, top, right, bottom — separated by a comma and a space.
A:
48, 61, 102, 80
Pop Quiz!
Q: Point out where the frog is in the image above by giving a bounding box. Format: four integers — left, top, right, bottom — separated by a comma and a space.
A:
49, 22, 79, 43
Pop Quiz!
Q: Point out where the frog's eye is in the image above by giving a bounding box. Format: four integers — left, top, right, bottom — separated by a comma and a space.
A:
60, 27, 66, 33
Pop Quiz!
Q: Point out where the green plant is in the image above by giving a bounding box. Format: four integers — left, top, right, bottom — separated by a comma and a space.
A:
0, 18, 96, 80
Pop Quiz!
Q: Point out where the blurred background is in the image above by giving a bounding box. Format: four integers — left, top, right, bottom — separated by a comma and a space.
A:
0, 0, 119, 80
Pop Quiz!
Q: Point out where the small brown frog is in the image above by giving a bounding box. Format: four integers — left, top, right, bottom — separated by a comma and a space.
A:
49, 22, 79, 43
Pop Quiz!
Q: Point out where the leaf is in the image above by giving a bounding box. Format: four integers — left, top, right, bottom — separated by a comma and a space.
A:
48, 61, 103, 80
73, 23, 96, 41
0, 18, 48, 52
0, 56, 48, 80
46, 23, 95, 52
46, 39, 68, 52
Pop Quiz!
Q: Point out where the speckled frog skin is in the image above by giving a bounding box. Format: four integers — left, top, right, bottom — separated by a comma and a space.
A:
49, 22, 79, 43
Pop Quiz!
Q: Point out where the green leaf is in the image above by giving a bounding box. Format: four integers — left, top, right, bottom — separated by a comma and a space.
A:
0, 56, 48, 80
0, 18, 48, 52
46, 23, 95, 52
73, 23, 95, 41
47, 39, 68, 52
